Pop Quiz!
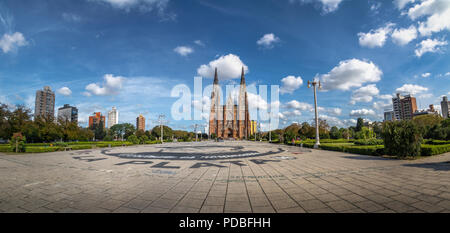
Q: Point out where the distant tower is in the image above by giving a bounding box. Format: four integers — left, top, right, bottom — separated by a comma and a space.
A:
57, 104, 78, 123
89, 112, 105, 129
35, 86, 55, 119
136, 114, 146, 131
442, 96, 449, 119
108, 107, 119, 128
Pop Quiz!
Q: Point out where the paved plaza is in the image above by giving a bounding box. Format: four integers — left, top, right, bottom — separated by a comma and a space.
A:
0, 141, 449, 213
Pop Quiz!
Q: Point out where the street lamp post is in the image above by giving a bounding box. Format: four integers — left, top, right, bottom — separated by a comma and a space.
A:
268, 112, 271, 143
308, 80, 322, 149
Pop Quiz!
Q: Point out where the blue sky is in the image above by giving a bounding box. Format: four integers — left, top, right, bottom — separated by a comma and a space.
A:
0, 0, 449, 131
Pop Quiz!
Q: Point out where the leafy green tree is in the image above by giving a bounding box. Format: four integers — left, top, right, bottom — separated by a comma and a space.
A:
151, 125, 173, 140
356, 118, 364, 132
10, 133, 26, 152
127, 135, 139, 144
138, 135, 149, 144
382, 120, 422, 157
355, 127, 375, 140
330, 126, 342, 139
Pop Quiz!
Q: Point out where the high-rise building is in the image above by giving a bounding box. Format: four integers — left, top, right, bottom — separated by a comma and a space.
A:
384, 110, 395, 122
250, 120, 257, 135
35, 86, 55, 119
57, 104, 78, 123
108, 107, 119, 128
136, 114, 145, 131
89, 112, 105, 129
392, 93, 417, 120
441, 96, 449, 119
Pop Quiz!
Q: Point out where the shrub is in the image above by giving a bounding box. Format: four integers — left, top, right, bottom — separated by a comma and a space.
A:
10, 133, 26, 153
354, 138, 383, 145
423, 140, 450, 145
420, 144, 450, 156
127, 135, 140, 144
145, 140, 162, 145
25, 147, 61, 153
344, 145, 384, 156
382, 121, 422, 157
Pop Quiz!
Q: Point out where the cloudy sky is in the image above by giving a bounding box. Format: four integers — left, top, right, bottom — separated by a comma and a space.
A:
0, 0, 449, 131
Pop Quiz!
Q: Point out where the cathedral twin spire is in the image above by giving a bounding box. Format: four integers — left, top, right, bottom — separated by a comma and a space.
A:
213, 67, 246, 85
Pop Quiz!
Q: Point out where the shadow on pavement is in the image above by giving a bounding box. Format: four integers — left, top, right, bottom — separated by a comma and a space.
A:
342, 155, 390, 161
403, 162, 450, 171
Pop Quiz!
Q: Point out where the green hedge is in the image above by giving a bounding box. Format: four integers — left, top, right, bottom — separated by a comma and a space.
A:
0, 145, 11, 152
420, 144, 450, 156
354, 139, 383, 145
25, 147, 62, 153
423, 140, 450, 145
145, 141, 162, 144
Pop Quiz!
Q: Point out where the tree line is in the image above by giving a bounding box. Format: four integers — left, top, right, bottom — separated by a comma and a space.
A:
0, 103, 203, 143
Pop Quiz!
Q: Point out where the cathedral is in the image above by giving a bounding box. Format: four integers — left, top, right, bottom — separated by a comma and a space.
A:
209, 67, 251, 140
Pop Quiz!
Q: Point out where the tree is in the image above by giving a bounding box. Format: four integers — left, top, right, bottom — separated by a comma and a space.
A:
151, 125, 173, 140
298, 122, 314, 139
127, 135, 139, 144
330, 126, 342, 139
109, 123, 136, 140
355, 127, 375, 140
382, 120, 422, 157
10, 133, 26, 152
356, 118, 364, 132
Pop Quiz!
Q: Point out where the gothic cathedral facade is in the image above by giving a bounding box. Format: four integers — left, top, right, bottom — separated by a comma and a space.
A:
209, 67, 251, 139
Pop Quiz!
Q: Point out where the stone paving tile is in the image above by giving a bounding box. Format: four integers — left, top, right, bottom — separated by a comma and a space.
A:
411, 201, 446, 213
200, 205, 223, 213
0, 141, 449, 213
298, 199, 328, 211
224, 201, 252, 212
252, 206, 276, 213
325, 200, 357, 212
383, 201, 417, 213
353, 200, 386, 212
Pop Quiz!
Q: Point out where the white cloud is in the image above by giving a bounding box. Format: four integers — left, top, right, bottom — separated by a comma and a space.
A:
395, 84, 428, 95
289, 0, 343, 13
377, 94, 393, 100
405, 0, 450, 36
91, 0, 169, 11
85, 74, 125, 96
358, 23, 394, 48
282, 110, 302, 118
318, 59, 382, 91
415, 38, 448, 57
194, 40, 204, 46
394, 0, 416, 10
391, 25, 418, 46
62, 13, 82, 22
256, 33, 280, 49
349, 108, 376, 117
174, 46, 194, 56
421, 72, 431, 78
57, 87, 72, 96
372, 101, 392, 111
0, 32, 28, 53
197, 54, 248, 80
324, 107, 342, 116
350, 84, 380, 104
285, 100, 313, 111
280, 76, 303, 94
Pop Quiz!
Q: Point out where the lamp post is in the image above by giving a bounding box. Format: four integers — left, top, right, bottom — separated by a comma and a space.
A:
268, 111, 271, 143
308, 80, 322, 149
